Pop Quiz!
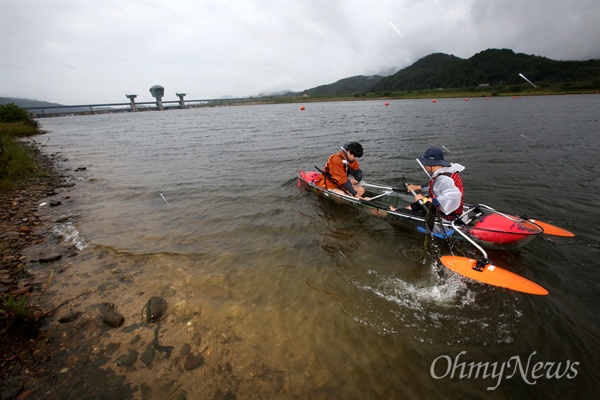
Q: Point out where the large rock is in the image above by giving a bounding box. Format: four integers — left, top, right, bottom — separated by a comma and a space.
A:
103, 311, 125, 328
99, 303, 125, 328
145, 296, 167, 323
184, 352, 204, 371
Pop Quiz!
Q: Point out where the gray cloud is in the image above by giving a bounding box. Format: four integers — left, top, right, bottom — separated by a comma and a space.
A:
1, 1, 598, 104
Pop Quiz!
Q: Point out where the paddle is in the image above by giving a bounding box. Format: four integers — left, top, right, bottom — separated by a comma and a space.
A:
401, 175, 436, 232
361, 181, 405, 193
440, 216, 549, 295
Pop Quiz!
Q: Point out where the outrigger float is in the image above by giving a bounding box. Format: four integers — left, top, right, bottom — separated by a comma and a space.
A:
297, 169, 574, 295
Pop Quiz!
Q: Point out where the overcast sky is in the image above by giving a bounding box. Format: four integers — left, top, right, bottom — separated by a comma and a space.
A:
1, 0, 598, 105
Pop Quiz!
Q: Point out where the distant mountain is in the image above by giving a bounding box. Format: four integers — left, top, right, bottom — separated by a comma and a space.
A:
0, 97, 118, 113
371, 53, 462, 92
1, 97, 65, 109
0, 97, 93, 113
372, 48, 600, 92
301, 75, 385, 96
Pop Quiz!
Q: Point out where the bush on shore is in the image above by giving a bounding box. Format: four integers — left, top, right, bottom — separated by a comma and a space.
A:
0, 104, 42, 190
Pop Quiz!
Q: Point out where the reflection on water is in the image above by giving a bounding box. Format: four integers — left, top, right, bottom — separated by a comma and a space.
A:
33, 97, 600, 398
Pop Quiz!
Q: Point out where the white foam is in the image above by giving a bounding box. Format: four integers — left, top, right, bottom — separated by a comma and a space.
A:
347, 263, 521, 344
52, 222, 91, 251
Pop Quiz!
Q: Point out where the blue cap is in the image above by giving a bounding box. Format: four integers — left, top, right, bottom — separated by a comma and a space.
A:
417, 147, 451, 167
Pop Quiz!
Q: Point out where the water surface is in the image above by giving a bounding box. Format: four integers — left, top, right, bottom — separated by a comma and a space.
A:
38, 96, 600, 398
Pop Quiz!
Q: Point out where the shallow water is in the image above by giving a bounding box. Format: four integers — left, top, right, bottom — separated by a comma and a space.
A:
36, 96, 600, 398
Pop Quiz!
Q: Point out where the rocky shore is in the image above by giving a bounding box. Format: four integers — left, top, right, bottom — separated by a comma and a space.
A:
1, 148, 67, 296
0, 145, 79, 398
1, 140, 287, 400
0, 144, 241, 400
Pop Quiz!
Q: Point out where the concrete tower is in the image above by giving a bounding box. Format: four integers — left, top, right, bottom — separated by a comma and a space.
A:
149, 85, 165, 110
126, 94, 138, 112
176, 93, 187, 109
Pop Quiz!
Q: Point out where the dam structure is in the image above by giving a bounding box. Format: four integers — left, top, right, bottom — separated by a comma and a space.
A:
24, 85, 256, 116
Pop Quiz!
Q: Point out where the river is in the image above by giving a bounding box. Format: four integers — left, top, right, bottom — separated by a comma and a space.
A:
35, 95, 599, 399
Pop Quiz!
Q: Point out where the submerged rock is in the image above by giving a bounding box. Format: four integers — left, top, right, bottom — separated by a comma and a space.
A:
103, 311, 124, 328
115, 349, 138, 367
58, 310, 82, 323
145, 296, 167, 323
39, 253, 62, 263
140, 346, 155, 366
98, 302, 125, 328
183, 352, 204, 371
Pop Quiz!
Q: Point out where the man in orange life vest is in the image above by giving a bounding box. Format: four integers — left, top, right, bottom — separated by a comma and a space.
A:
315, 142, 366, 199
405, 147, 465, 219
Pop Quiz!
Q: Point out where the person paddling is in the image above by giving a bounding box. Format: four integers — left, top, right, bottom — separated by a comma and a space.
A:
400, 147, 465, 219
315, 142, 366, 199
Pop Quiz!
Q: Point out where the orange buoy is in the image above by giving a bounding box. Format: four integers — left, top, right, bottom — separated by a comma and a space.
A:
300, 106, 305, 110
385, 102, 389, 106
465, 98, 469, 101
486, 97, 490, 100
432, 99, 437, 103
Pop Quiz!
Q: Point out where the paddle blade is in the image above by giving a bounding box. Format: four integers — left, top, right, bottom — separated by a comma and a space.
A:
440, 256, 549, 296
527, 219, 575, 237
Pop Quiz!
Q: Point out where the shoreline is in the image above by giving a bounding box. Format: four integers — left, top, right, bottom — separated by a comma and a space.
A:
0, 141, 144, 399
0, 140, 85, 397
0, 136, 244, 399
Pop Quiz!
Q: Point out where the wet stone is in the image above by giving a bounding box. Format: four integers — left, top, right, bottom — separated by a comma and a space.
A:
115, 349, 139, 367
59, 310, 82, 323
49, 200, 62, 207
183, 352, 204, 371
106, 374, 126, 387
140, 346, 155, 366
146, 296, 167, 323
105, 343, 121, 356
180, 343, 191, 357
39, 253, 62, 263
141, 383, 153, 400
191, 334, 202, 347
98, 281, 119, 291
130, 334, 141, 345
91, 353, 111, 368
103, 311, 125, 328
98, 302, 114, 314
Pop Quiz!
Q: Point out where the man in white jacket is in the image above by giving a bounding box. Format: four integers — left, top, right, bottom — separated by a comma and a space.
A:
406, 147, 465, 219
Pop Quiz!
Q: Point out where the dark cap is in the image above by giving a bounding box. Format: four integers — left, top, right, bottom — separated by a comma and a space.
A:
417, 147, 451, 167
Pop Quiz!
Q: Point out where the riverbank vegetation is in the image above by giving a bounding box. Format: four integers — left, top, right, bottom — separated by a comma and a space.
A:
260, 79, 600, 105
0, 104, 44, 190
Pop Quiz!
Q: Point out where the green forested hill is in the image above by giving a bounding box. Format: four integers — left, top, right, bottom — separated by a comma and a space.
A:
302, 75, 384, 96
372, 48, 600, 93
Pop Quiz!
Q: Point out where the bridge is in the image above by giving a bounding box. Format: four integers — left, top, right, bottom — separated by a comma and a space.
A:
25, 97, 255, 115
